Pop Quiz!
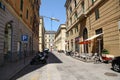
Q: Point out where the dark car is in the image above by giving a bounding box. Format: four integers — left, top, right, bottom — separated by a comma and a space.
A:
112, 56, 120, 72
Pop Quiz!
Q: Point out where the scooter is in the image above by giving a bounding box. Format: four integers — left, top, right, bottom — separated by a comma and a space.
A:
30, 52, 47, 65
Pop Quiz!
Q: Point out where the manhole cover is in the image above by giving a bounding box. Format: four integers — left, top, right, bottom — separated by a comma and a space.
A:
104, 72, 118, 77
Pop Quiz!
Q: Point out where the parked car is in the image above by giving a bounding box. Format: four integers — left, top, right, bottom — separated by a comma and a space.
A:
112, 56, 120, 72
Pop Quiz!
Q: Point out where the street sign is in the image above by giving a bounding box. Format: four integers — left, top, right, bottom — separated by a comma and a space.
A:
21, 35, 28, 43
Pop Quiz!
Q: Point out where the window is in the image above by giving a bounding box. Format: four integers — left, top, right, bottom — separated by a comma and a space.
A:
69, 7, 72, 14
95, 28, 103, 53
71, 30, 73, 35
0, 2, 5, 11
70, 17, 72, 24
4, 23, 12, 55
30, 17, 32, 25
67, 32, 69, 37
92, 0, 96, 3
26, 9, 29, 19
20, 0, 23, 11
95, 9, 100, 20
76, 25, 78, 32
20, 14, 22, 18
74, 0, 77, 7
96, 28, 102, 34
81, 1, 84, 11
74, 12, 78, 20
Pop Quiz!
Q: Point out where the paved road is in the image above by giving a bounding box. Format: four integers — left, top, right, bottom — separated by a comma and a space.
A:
10, 51, 120, 80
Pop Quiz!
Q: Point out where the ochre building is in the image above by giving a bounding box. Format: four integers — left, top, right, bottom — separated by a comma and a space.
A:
65, 0, 120, 56
55, 24, 66, 52
0, 0, 41, 65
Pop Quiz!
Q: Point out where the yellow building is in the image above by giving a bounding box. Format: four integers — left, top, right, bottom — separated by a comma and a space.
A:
0, 0, 41, 65
45, 31, 56, 51
65, 0, 120, 56
55, 24, 66, 51
39, 16, 45, 52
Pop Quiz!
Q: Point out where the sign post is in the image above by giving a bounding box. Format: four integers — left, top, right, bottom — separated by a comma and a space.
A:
21, 35, 28, 64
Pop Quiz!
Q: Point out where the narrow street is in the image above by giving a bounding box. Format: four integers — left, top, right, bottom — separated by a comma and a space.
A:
10, 51, 120, 80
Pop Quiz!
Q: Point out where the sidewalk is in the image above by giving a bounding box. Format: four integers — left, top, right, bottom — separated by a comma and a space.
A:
0, 55, 34, 80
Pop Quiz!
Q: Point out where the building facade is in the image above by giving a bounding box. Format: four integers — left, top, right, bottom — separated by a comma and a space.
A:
39, 16, 45, 52
55, 24, 66, 51
65, 0, 120, 56
45, 31, 56, 51
0, 0, 40, 65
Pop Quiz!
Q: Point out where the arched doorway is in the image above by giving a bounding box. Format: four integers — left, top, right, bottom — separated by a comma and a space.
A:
4, 23, 13, 62
83, 28, 88, 53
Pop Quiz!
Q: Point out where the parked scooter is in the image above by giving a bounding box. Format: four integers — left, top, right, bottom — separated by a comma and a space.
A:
44, 48, 49, 54
30, 51, 48, 65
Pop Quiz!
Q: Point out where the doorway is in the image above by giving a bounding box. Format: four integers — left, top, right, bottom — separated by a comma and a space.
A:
83, 28, 88, 53
95, 28, 103, 56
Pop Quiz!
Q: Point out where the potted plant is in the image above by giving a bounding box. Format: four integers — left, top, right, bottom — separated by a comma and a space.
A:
102, 49, 109, 54
102, 49, 112, 63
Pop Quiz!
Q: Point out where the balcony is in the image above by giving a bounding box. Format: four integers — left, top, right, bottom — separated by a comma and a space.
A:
77, 8, 85, 21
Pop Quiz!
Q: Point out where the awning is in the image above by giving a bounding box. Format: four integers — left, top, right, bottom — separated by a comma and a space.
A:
79, 40, 91, 44
86, 33, 103, 41
78, 33, 103, 44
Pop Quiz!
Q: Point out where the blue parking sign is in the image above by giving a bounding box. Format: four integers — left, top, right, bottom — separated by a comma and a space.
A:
21, 35, 28, 42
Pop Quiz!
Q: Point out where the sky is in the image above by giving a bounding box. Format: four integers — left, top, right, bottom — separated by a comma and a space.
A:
40, 0, 66, 31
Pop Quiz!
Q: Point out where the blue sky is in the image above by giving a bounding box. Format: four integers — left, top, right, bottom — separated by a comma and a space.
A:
40, 0, 66, 31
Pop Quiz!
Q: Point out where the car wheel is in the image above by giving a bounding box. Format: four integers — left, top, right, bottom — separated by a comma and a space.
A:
113, 63, 120, 72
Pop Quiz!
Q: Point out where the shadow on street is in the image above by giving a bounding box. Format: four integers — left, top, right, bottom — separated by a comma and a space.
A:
47, 52, 63, 64
10, 52, 62, 80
